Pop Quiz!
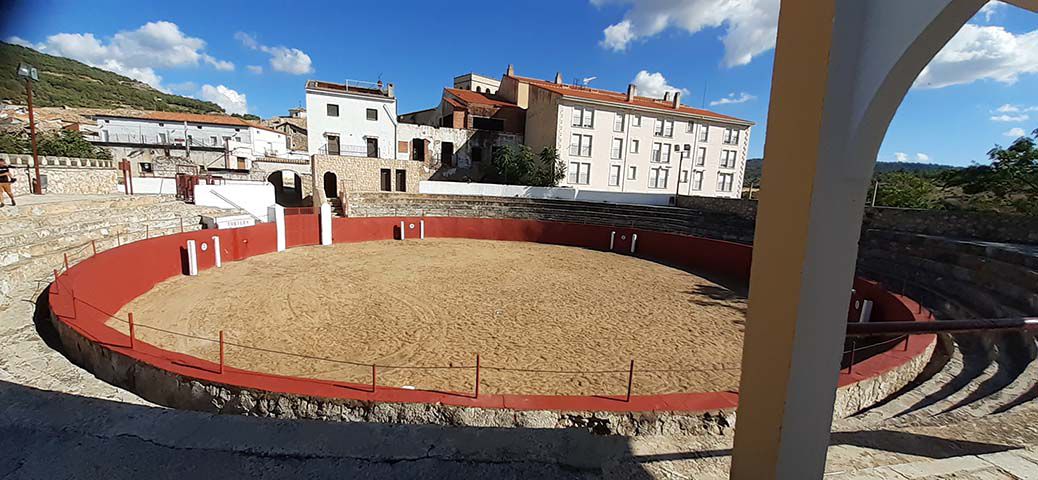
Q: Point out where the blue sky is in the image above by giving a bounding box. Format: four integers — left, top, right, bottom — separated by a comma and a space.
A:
3, 0, 1037, 166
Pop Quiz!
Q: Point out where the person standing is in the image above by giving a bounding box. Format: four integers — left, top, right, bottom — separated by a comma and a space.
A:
0, 158, 16, 207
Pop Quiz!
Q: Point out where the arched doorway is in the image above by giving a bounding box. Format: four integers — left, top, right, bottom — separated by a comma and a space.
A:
266, 170, 303, 206
323, 171, 338, 199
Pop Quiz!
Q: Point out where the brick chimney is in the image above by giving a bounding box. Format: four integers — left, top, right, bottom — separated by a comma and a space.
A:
626, 84, 636, 101
664, 92, 671, 102
506, 64, 515, 76
555, 72, 563, 84
672, 91, 681, 109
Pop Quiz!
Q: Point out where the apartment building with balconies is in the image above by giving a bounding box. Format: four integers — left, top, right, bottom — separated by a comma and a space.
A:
498, 66, 753, 198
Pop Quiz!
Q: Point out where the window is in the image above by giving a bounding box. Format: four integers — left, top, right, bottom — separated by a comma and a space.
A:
724, 128, 740, 145
473, 117, 505, 131
692, 170, 704, 191
158, 133, 168, 144
609, 165, 621, 186
695, 147, 707, 166
610, 138, 623, 160
648, 167, 669, 189
720, 150, 738, 169
157, 122, 163, 126
627, 165, 637, 180
651, 143, 671, 163
613, 113, 625, 132
380, 169, 392, 191
630, 139, 640, 154
366, 108, 378, 121
471, 146, 483, 163
395, 169, 407, 192
568, 162, 591, 185
717, 172, 735, 192
687, 121, 695, 133
569, 134, 592, 157
572, 106, 594, 128
654, 119, 674, 137
680, 170, 689, 183
633, 115, 642, 127
197, 125, 203, 129
699, 124, 709, 142
326, 134, 340, 155
681, 145, 691, 159
209, 136, 217, 145
327, 104, 339, 117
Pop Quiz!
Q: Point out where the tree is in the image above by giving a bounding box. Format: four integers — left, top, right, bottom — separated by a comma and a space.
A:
0, 132, 29, 155
488, 145, 566, 186
942, 128, 1038, 214
874, 171, 941, 209
36, 130, 113, 160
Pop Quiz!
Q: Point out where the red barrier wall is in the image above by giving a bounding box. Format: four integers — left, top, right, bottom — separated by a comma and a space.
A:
49, 216, 933, 413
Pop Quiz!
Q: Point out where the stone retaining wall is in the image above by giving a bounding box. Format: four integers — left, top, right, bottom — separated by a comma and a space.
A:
1, 152, 119, 196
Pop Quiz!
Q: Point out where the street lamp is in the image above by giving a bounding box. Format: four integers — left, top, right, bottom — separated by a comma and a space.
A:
17, 62, 42, 194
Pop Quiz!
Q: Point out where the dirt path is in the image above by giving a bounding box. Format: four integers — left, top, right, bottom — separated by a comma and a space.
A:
113, 239, 747, 396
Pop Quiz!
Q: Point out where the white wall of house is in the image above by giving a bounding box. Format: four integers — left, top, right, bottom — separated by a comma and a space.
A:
305, 87, 397, 159
194, 182, 276, 220
251, 127, 290, 158
536, 99, 751, 199
95, 117, 252, 148
419, 180, 674, 206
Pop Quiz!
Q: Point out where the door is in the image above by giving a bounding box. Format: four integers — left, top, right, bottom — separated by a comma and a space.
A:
366, 137, 379, 158
327, 135, 340, 156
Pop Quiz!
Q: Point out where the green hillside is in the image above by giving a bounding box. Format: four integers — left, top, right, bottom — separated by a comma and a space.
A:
0, 42, 223, 114
743, 158, 957, 185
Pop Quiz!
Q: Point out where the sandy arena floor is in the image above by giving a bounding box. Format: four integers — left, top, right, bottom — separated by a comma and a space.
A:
111, 239, 747, 396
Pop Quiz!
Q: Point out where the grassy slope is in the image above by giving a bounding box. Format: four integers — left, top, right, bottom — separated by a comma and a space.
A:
0, 42, 223, 114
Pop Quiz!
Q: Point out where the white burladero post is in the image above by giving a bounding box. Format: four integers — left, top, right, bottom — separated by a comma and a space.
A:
268, 204, 286, 252
212, 236, 222, 267
399, 220, 406, 240
320, 203, 333, 246
610, 231, 616, 251
630, 234, 638, 254
186, 240, 198, 276
420, 220, 425, 240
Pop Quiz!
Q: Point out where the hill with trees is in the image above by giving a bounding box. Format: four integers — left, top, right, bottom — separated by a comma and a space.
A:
0, 42, 223, 114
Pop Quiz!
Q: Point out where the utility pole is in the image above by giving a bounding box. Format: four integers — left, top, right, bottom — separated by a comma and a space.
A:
17, 63, 42, 194
871, 180, 880, 207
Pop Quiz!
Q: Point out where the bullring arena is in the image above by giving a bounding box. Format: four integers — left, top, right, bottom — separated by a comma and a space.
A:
47, 212, 935, 431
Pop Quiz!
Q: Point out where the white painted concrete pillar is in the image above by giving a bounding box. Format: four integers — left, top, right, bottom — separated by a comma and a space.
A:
610, 231, 615, 250
630, 234, 637, 254
730, 1, 994, 479
399, 221, 405, 240
320, 203, 333, 246
186, 240, 198, 276
212, 236, 222, 267
420, 220, 425, 240
268, 204, 286, 252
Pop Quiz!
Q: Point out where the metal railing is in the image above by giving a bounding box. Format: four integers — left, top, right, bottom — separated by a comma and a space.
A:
97, 133, 251, 148
317, 144, 372, 157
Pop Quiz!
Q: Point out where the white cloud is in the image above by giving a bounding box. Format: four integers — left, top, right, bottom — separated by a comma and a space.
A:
991, 113, 1029, 122
1003, 127, 1027, 138
978, 1, 1001, 22
894, 152, 909, 162
593, 0, 780, 67
24, 21, 233, 90
235, 32, 313, 75
5, 36, 35, 48
246, 65, 263, 74
710, 92, 756, 106
199, 84, 248, 114
915, 24, 1038, 89
893, 152, 931, 163
631, 70, 688, 99
916, 153, 930, 162
995, 103, 1038, 113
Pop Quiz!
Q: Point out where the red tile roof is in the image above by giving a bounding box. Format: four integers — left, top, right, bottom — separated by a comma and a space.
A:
443, 88, 522, 109
93, 111, 283, 134
508, 75, 753, 125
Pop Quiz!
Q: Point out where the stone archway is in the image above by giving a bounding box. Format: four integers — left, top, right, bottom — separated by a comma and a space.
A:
732, 1, 1038, 478
266, 170, 303, 207
323, 171, 338, 199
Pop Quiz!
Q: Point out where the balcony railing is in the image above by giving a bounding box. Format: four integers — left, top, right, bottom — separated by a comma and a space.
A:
96, 133, 250, 148
318, 144, 375, 157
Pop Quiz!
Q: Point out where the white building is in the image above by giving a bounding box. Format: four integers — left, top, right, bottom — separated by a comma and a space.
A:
453, 73, 501, 95
498, 67, 754, 198
92, 111, 292, 170
305, 79, 397, 159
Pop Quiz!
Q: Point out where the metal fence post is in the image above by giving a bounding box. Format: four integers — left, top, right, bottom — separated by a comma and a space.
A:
371, 364, 377, 393
475, 354, 481, 399
128, 312, 135, 349
626, 360, 635, 402
219, 330, 225, 374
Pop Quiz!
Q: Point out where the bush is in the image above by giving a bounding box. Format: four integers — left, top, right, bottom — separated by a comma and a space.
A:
0, 130, 111, 159
488, 145, 565, 187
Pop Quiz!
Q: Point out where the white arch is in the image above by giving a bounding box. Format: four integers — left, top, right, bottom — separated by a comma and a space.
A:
732, 1, 1038, 479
